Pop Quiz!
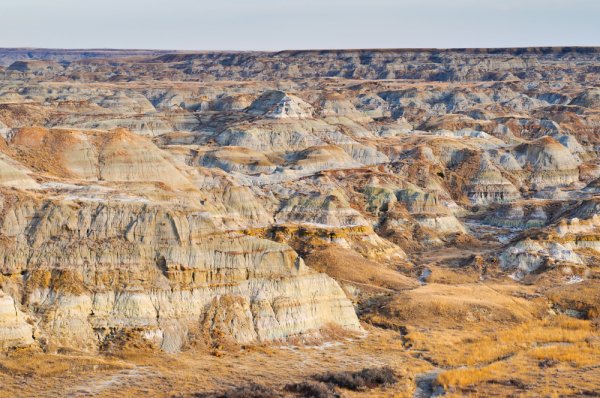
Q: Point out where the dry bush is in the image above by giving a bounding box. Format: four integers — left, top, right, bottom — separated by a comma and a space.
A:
192, 383, 279, 398
285, 381, 340, 398
99, 328, 159, 355
314, 367, 397, 391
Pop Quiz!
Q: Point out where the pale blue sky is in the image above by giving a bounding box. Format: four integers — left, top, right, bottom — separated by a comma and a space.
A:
1, 0, 599, 50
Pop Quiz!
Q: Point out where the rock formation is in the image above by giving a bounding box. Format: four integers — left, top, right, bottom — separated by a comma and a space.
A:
0, 47, 599, 359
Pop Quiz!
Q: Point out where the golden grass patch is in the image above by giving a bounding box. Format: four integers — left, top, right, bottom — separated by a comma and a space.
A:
406, 316, 594, 368
304, 246, 418, 292
528, 342, 600, 367
365, 282, 544, 332
0, 351, 132, 377
423, 265, 481, 285
436, 361, 506, 389
430, 317, 599, 394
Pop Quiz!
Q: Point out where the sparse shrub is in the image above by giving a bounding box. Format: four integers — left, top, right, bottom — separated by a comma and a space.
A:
314, 366, 397, 391
538, 358, 558, 368
193, 383, 280, 398
285, 381, 340, 398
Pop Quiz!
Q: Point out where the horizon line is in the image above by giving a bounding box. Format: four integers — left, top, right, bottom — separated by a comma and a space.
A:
1, 45, 599, 53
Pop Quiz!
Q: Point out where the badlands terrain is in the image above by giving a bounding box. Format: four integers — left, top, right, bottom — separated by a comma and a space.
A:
0, 47, 599, 397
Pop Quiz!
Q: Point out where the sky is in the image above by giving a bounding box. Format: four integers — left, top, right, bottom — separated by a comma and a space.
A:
1, 0, 599, 50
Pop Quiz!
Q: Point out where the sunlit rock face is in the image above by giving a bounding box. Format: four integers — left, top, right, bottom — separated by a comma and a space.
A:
0, 182, 360, 353
0, 292, 34, 350
514, 136, 582, 189
248, 91, 314, 119
0, 46, 599, 352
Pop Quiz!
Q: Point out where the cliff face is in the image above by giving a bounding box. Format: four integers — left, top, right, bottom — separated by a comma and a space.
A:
0, 126, 361, 353
0, 180, 360, 352
0, 47, 599, 356
0, 291, 33, 350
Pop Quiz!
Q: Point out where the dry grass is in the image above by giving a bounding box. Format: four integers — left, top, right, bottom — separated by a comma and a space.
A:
2, 278, 598, 397
364, 282, 543, 330
436, 337, 600, 395
304, 246, 418, 292
437, 361, 506, 389
431, 316, 600, 395
354, 281, 600, 395
546, 279, 600, 319
408, 317, 594, 367
0, 326, 428, 398
422, 265, 481, 285
528, 342, 600, 367
0, 349, 132, 378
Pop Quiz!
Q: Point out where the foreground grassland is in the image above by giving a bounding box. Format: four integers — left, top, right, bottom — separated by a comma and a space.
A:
1, 280, 598, 397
